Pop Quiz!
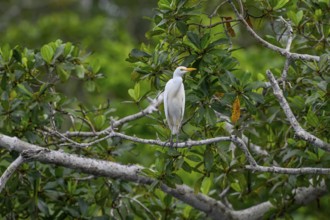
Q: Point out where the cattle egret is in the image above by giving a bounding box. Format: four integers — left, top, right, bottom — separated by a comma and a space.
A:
164, 66, 196, 145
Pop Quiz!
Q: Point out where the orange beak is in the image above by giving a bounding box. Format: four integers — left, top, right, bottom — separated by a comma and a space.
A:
185, 67, 197, 72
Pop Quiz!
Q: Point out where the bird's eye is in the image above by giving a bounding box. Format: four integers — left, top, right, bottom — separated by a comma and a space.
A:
180, 68, 185, 71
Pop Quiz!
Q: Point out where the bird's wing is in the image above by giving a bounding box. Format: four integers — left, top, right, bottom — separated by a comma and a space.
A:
164, 79, 173, 126
180, 83, 185, 120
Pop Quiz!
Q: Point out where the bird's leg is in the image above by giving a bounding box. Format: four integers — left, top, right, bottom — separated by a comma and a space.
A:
175, 133, 179, 148
169, 134, 174, 148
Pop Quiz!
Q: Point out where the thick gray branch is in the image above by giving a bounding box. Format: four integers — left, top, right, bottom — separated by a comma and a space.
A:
0, 133, 234, 219
266, 70, 330, 151
232, 181, 327, 219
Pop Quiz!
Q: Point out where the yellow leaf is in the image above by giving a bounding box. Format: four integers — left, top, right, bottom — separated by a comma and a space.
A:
231, 96, 240, 123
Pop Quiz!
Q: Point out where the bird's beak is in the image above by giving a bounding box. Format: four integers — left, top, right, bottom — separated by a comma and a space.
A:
185, 67, 196, 72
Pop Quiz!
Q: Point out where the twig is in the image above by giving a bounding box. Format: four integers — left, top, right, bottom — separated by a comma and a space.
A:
63, 93, 164, 138
208, 1, 227, 18
189, 19, 239, 29
119, 195, 157, 219
279, 16, 293, 51
111, 131, 257, 166
266, 70, 330, 151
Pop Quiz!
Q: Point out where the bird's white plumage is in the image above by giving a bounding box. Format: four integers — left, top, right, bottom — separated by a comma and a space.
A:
164, 66, 196, 137
164, 77, 185, 135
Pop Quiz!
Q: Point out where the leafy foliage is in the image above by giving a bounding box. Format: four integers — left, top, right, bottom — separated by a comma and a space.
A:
0, 0, 330, 219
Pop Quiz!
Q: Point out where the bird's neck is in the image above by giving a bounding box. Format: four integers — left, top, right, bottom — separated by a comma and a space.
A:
173, 74, 183, 79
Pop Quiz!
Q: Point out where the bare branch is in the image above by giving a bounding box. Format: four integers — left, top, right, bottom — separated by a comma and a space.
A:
0, 155, 24, 193
279, 16, 293, 52
110, 131, 257, 166
227, 0, 320, 62
0, 148, 45, 193
246, 165, 330, 175
160, 184, 233, 219
189, 19, 239, 29
63, 93, 164, 138
208, 1, 227, 18
266, 70, 330, 151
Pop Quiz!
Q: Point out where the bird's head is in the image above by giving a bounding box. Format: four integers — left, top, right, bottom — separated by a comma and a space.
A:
173, 66, 196, 77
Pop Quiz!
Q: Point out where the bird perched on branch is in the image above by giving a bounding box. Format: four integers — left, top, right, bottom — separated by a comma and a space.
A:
164, 66, 196, 146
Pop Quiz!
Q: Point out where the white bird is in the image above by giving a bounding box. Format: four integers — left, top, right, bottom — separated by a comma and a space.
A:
164, 66, 196, 145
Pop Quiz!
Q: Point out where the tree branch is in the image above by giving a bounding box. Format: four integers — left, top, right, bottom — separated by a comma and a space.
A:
0, 155, 24, 193
266, 70, 330, 151
232, 181, 327, 219
246, 165, 330, 175
109, 131, 257, 166
0, 133, 234, 219
0, 148, 46, 193
63, 93, 164, 138
227, 0, 320, 62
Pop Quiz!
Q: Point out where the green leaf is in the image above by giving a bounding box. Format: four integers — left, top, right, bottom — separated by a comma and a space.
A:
306, 109, 319, 127
296, 10, 303, 25
40, 44, 54, 64
63, 42, 73, 57
90, 59, 101, 73
306, 150, 318, 161
287, 11, 298, 26
205, 107, 216, 126
176, 21, 188, 34
134, 83, 140, 100
0, 44, 13, 62
53, 44, 64, 61
85, 80, 96, 92
128, 88, 136, 101
128, 83, 140, 101
17, 84, 33, 97
242, 95, 257, 113
201, 177, 212, 194
187, 31, 201, 50
129, 48, 151, 59
230, 182, 241, 192
164, 194, 172, 207
204, 149, 214, 172
207, 38, 228, 49
200, 33, 210, 49
246, 92, 264, 104
167, 148, 181, 157
94, 115, 106, 130
141, 168, 158, 178
182, 161, 192, 173
186, 154, 202, 162
56, 64, 70, 82
74, 65, 85, 79
194, 176, 204, 194
273, 0, 289, 10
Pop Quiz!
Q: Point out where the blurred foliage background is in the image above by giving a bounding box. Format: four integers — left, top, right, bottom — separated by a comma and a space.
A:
0, 0, 329, 219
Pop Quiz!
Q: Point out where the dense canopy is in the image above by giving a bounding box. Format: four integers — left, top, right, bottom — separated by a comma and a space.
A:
0, 0, 329, 219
